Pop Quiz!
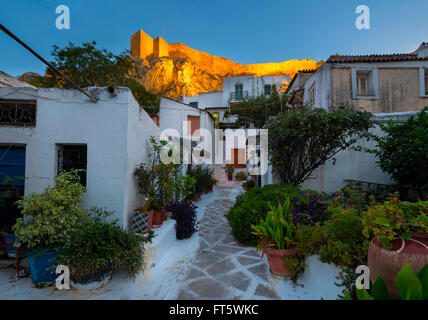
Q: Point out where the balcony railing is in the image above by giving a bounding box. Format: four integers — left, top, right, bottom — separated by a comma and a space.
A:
230, 91, 249, 102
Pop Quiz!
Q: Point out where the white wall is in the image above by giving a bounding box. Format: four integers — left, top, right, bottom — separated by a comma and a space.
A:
0, 87, 159, 228
222, 75, 290, 106
183, 91, 223, 110
303, 64, 330, 110
159, 97, 215, 164
124, 93, 160, 228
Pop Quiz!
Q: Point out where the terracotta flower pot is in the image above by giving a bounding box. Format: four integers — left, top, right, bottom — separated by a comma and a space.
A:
227, 175, 233, 181
368, 234, 428, 299
251, 175, 257, 182
151, 210, 166, 228
192, 193, 202, 202
266, 247, 296, 276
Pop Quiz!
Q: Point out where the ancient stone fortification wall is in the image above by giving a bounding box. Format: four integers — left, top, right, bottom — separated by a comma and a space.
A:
131, 30, 154, 60
130, 29, 319, 78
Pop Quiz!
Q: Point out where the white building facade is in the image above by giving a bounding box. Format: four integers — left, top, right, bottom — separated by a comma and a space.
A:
0, 86, 159, 229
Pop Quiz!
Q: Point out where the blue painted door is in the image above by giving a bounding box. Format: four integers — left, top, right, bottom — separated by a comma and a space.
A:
0, 146, 25, 232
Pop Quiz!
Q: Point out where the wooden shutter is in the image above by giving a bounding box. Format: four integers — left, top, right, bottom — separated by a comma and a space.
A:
188, 116, 200, 135
233, 148, 246, 169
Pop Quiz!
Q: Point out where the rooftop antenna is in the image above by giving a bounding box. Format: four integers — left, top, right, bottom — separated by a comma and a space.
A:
0, 23, 98, 103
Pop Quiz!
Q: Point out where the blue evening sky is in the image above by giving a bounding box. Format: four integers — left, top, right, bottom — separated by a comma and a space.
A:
1, 0, 427, 77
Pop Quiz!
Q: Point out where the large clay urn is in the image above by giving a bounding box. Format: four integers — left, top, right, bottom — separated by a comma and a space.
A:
368, 233, 428, 299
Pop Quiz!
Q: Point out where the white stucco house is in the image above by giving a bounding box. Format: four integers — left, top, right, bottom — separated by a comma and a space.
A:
178, 75, 289, 185
183, 75, 290, 128
0, 86, 160, 229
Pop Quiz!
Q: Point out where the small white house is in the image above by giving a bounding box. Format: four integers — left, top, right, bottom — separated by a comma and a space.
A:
0, 86, 160, 229
180, 75, 289, 183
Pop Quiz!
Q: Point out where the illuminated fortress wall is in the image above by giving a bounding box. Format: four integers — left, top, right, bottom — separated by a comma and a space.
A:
130, 29, 320, 90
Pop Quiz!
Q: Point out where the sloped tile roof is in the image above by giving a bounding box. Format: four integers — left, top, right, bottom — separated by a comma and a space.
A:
327, 53, 428, 63
0, 71, 36, 88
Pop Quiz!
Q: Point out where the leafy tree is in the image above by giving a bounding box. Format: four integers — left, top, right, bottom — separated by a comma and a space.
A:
370, 107, 428, 200
267, 107, 373, 186
226, 86, 286, 128
31, 41, 160, 114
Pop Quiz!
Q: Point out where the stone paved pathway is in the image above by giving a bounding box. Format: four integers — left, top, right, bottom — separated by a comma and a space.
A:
177, 193, 281, 300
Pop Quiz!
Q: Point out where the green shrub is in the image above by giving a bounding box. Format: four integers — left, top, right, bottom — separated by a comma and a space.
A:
267, 107, 373, 185
57, 208, 152, 280
362, 195, 428, 249
235, 172, 247, 182
370, 107, 428, 200
225, 184, 299, 246
134, 137, 180, 210
13, 170, 86, 251
295, 211, 366, 267
242, 179, 256, 191
187, 165, 217, 194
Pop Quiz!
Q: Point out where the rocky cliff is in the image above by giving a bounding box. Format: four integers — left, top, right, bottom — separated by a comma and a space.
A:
132, 29, 321, 98
138, 55, 321, 98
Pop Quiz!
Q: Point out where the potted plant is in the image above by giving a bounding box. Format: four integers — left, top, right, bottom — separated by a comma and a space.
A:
242, 179, 256, 192
187, 165, 216, 198
135, 137, 178, 228
57, 208, 153, 291
181, 174, 197, 202
235, 171, 247, 182
13, 170, 86, 285
251, 199, 299, 276
225, 164, 234, 181
206, 175, 218, 193
362, 195, 428, 298
168, 201, 198, 240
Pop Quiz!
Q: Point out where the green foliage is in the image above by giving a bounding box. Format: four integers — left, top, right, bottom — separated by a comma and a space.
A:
134, 137, 181, 210
370, 107, 428, 200
30, 41, 160, 113
362, 194, 428, 249
294, 188, 370, 297
251, 200, 295, 251
295, 208, 367, 268
57, 208, 152, 281
235, 171, 247, 182
227, 88, 283, 128
348, 263, 428, 300
331, 186, 376, 215
225, 184, 299, 246
267, 107, 373, 185
180, 174, 197, 200
224, 164, 235, 176
242, 179, 256, 191
13, 170, 86, 251
187, 165, 217, 194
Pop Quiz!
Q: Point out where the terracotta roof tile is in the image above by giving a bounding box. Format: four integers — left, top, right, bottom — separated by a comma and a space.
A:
327, 53, 428, 63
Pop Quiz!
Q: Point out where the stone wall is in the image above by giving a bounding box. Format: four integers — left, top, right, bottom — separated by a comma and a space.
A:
330, 67, 428, 113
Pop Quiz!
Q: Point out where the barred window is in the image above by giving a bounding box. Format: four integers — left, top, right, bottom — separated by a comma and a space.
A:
0, 100, 36, 126
57, 144, 87, 186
